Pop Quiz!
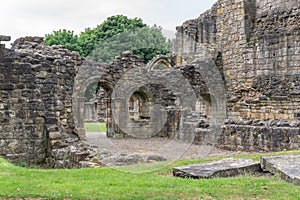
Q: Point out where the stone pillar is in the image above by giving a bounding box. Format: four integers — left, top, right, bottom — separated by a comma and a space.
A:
175, 26, 184, 54
109, 98, 126, 138
76, 97, 87, 139
84, 101, 97, 122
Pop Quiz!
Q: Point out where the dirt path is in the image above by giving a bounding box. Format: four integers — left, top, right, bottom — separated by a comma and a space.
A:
86, 132, 240, 161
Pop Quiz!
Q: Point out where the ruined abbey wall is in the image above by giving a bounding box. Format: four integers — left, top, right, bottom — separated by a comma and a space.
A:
74, 53, 211, 141
1, 0, 300, 167
0, 37, 98, 167
174, 0, 300, 151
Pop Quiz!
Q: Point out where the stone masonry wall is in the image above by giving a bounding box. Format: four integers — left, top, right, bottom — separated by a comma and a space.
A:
256, 0, 299, 15
173, 0, 300, 151
0, 37, 99, 167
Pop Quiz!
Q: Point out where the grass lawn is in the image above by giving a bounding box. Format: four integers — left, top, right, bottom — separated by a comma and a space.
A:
84, 122, 107, 132
1, 151, 300, 199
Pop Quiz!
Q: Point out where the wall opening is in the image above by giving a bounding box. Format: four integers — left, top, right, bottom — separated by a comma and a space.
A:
152, 61, 171, 70
128, 91, 150, 122
83, 82, 99, 122
83, 81, 113, 135
196, 95, 211, 118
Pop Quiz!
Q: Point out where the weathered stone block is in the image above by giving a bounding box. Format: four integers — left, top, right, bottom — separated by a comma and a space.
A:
261, 155, 300, 185
173, 158, 261, 178
0, 84, 14, 90
0, 35, 11, 41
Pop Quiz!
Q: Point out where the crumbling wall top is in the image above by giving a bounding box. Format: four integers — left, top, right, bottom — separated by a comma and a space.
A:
0, 35, 11, 55
0, 35, 11, 42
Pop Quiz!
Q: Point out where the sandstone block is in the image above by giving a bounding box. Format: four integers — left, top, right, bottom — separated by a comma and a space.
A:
261, 155, 300, 185
173, 158, 260, 178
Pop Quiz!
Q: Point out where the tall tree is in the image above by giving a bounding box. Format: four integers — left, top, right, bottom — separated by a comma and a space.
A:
89, 26, 171, 63
45, 15, 171, 63
78, 15, 146, 57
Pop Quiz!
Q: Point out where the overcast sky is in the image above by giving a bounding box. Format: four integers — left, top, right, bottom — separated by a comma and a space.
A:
1, 0, 216, 45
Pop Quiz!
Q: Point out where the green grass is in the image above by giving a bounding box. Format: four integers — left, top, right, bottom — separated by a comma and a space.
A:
84, 122, 106, 132
1, 151, 300, 199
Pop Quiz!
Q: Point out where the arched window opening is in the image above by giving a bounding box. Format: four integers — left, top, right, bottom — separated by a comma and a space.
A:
84, 82, 100, 101
128, 91, 150, 122
153, 61, 170, 70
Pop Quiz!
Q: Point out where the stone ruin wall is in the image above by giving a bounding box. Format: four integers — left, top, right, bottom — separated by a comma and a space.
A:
0, 0, 300, 168
0, 37, 98, 168
74, 53, 211, 141
174, 0, 300, 151
73, 52, 146, 139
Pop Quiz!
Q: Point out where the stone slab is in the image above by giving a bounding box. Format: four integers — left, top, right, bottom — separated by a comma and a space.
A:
173, 158, 260, 178
0, 35, 11, 41
260, 154, 300, 185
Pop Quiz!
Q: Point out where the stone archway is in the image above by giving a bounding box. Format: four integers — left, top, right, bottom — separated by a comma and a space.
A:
146, 54, 174, 70
81, 79, 114, 124
73, 50, 225, 146
73, 52, 145, 139
72, 60, 111, 139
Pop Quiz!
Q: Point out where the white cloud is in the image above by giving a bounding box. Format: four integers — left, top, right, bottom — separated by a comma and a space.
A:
0, 0, 216, 46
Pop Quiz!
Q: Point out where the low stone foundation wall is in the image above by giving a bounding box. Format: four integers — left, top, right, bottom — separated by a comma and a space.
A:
219, 120, 300, 152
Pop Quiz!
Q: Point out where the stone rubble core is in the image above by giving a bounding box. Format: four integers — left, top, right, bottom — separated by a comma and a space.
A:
174, 154, 300, 186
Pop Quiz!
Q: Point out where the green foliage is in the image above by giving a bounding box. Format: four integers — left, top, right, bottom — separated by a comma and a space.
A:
45, 29, 81, 53
253, 130, 258, 138
76, 28, 95, 56
88, 26, 171, 63
15, 161, 30, 168
79, 15, 146, 57
45, 15, 171, 63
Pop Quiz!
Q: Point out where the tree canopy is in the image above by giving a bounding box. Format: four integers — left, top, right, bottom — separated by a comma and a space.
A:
45, 15, 171, 63
45, 29, 81, 53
